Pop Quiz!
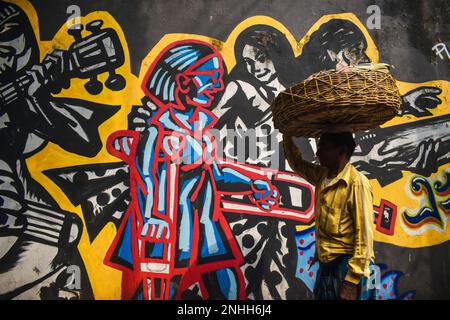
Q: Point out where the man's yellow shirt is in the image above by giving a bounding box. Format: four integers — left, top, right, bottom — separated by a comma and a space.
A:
283, 137, 375, 285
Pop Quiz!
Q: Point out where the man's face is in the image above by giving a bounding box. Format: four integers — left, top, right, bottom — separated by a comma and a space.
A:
242, 44, 276, 83
315, 135, 344, 169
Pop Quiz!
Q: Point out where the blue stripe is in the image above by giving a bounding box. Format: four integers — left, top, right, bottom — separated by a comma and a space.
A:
165, 48, 194, 63
149, 68, 162, 89
163, 76, 171, 101
169, 45, 191, 53
118, 215, 133, 264
158, 164, 167, 213
226, 268, 237, 300
122, 137, 130, 155
170, 51, 199, 68
169, 82, 175, 101
156, 71, 168, 95
177, 55, 200, 70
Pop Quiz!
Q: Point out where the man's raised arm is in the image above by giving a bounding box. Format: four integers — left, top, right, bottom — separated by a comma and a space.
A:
282, 134, 325, 186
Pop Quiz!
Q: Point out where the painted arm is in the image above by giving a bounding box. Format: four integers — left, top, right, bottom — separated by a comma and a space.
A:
213, 81, 239, 129
211, 160, 252, 191
211, 161, 279, 211
140, 126, 170, 241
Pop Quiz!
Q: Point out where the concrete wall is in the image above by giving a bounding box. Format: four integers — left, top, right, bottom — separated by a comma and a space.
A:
0, 0, 448, 299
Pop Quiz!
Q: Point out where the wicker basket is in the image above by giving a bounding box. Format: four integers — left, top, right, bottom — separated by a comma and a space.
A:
271, 64, 401, 138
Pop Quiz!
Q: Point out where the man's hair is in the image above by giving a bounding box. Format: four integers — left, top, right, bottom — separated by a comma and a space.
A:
320, 132, 356, 159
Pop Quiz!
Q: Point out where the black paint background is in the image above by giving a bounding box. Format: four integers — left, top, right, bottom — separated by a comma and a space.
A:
30, 0, 449, 81
25, 0, 450, 299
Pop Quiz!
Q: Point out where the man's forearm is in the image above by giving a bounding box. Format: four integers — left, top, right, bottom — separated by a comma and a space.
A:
346, 184, 375, 284
283, 135, 324, 186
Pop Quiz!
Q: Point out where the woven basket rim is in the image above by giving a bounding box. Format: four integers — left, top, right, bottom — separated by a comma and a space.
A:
271, 68, 401, 137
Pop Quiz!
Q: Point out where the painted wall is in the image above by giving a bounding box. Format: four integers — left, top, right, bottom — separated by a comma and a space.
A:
0, 0, 449, 300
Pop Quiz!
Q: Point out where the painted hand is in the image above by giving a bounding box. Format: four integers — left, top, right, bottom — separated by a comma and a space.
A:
409, 138, 441, 176
400, 86, 442, 117
140, 217, 171, 242
42, 50, 71, 93
249, 179, 279, 211
24, 50, 71, 96
128, 97, 158, 132
0, 163, 25, 238
352, 135, 420, 175
25, 65, 45, 96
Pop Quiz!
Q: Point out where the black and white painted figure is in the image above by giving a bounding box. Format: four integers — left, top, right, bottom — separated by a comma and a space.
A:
298, 19, 447, 186
297, 19, 371, 79
292, 19, 372, 163
212, 21, 372, 299
352, 112, 449, 186
212, 26, 310, 299
43, 97, 156, 244
0, 1, 122, 299
214, 25, 312, 169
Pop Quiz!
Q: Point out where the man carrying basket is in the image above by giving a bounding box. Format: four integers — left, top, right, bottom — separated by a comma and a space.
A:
272, 63, 402, 300
283, 128, 375, 300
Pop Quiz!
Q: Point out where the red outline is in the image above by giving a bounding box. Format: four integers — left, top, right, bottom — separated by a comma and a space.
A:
105, 39, 314, 300
374, 199, 397, 236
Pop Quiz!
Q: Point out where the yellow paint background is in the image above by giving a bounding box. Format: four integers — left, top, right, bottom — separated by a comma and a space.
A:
10, 1, 450, 299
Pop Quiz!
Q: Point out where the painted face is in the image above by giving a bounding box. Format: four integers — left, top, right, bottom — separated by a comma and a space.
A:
344, 41, 370, 65
0, 21, 32, 81
327, 41, 370, 68
0, 2, 37, 83
242, 44, 276, 83
184, 54, 224, 107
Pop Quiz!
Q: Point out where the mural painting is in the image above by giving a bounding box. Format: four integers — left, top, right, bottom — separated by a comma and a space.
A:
0, 0, 449, 299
